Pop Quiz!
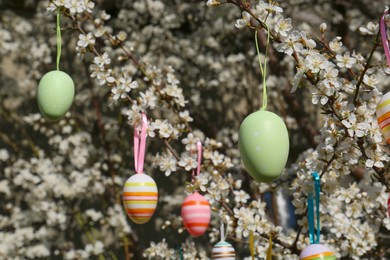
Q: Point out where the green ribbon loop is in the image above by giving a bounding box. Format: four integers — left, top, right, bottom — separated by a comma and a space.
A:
254, 23, 270, 111
56, 8, 62, 71
308, 172, 321, 244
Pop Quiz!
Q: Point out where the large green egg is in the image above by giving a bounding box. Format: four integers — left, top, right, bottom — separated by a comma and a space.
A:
37, 70, 75, 121
238, 110, 289, 182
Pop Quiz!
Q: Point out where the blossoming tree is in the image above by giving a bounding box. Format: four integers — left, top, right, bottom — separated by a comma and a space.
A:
0, 0, 389, 259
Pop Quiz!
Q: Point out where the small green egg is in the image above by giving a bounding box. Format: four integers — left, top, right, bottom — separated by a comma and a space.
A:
37, 70, 75, 121
238, 110, 289, 182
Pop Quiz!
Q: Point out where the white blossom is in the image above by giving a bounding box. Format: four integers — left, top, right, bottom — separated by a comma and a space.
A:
336, 52, 357, 69
77, 33, 95, 48
235, 11, 251, 29
178, 153, 197, 171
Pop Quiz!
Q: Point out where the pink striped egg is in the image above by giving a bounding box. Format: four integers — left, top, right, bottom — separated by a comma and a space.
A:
211, 241, 236, 259
122, 173, 158, 224
376, 91, 390, 144
181, 192, 211, 237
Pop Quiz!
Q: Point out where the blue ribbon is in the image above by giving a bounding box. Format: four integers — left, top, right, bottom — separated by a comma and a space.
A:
179, 245, 183, 260
308, 172, 320, 244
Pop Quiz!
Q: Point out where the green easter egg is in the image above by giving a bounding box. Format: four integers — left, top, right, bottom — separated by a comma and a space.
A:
37, 70, 75, 121
238, 110, 289, 182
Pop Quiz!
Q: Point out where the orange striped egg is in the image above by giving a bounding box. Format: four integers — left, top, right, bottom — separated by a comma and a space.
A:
211, 241, 236, 259
376, 91, 390, 144
181, 192, 211, 237
300, 244, 336, 260
122, 173, 158, 224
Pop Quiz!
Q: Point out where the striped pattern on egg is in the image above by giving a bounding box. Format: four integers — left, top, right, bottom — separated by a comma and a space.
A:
181, 192, 211, 237
388, 194, 390, 218
300, 244, 336, 260
376, 91, 390, 144
122, 173, 158, 224
211, 241, 236, 259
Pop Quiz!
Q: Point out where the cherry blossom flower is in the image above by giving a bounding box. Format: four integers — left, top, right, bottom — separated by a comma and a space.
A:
342, 114, 370, 138
206, 0, 221, 7
275, 18, 292, 37
359, 22, 378, 35
235, 11, 251, 29
93, 52, 111, 67
336, 52, 357, 69
182, 133, 199, 151
329, 37, 343, 52
156, 153, 177, 176
77, 33, 95, 48
275, 30, 304, 56
178, 153, 197, 171
233, 190, 250, 204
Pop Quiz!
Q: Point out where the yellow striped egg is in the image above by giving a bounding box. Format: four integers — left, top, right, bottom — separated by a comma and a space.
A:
376, 91, 390, 144
122, 173, 158, 224
211, 241, 236, 260
300, 244, 336, 260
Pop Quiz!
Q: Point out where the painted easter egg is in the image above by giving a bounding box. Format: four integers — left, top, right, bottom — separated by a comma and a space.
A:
37, 70, 75, 121
388, 193, 390, 217
238, 110, 289, 182
376, 91, 390, 144
300, 244, 336, 260
211, 241, 236, 260
122, 173, 158, 224
181, 192, 211, 237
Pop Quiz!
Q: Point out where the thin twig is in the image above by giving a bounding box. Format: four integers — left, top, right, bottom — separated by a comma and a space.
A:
164, 139, 180, 160
353, 30, 381, 105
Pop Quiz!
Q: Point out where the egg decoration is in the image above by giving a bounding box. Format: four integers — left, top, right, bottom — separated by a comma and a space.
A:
211, 241, 236, 260
238, 110, 289, 182
300, 244, 336, 260
37, 70, 75, 121
388, 194, 390, 217
181, 192, 211, 237
122, 173, 158, 224
376, 91, 390, 144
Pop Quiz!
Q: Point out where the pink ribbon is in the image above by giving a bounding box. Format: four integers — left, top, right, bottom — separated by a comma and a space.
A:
192, 141, 202, 177
380, 10, 390, 68
134, 113, 148, 174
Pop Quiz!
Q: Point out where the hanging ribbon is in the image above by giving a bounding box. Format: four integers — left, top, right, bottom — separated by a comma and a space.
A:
134, 113, 148, 174
220, 221, 227, 242
380, 10, 390, 68
266, 233, 272, 260
308, 172, 321, 244
255, 23, 270, 111
249, 230, 255, 260
192, 141, 202, 178
179, 245, 183, 260
56, 8, 62, 71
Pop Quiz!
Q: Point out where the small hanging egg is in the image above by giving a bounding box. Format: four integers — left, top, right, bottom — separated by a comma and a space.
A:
238, 110, 289, 182
376, 91, 390, 144
122, 173, 158, 224
37, 70, 75, 121
300, 244, 336, 260
211, 241, 236, 260
181, 191, 211, 237
388, 193, 390, 217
